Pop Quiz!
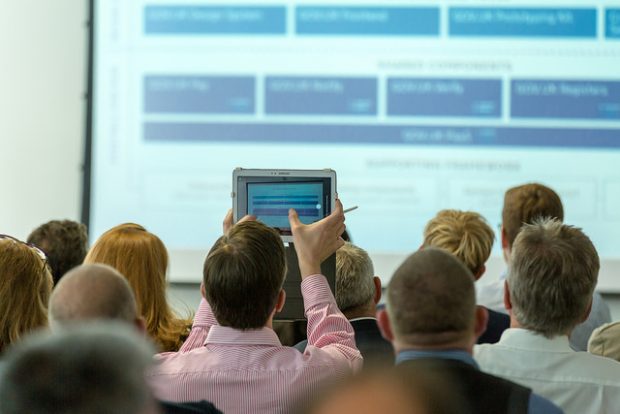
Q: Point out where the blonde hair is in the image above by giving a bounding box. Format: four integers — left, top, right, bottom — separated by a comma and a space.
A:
423, 210, 494, 275
335, 243, 375, 312
84, 224, 191, 352
0, 238, 53, 353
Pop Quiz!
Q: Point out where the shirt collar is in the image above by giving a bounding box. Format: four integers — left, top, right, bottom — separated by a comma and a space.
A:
396, 349, 478, 368
349, 317, 378, 322
500, 268, 509, 281
205, 326, 282, 347
497, 328, 573, 352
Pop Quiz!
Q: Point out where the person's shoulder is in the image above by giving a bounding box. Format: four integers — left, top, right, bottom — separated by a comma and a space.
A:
473, 341, 501, 357
150, 346, 212, 374
571, 352, 620, 380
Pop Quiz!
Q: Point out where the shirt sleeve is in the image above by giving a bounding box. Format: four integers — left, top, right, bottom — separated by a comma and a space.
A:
528, 393, 564, 414
302, 274, 363, 371
178, 298, 219, 353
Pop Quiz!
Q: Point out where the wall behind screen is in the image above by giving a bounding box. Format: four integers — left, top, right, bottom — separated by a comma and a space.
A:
0, 1, 86, 239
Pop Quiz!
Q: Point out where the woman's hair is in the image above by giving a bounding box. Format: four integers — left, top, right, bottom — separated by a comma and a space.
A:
84, 224, 191, 352
0, 238, 53, 354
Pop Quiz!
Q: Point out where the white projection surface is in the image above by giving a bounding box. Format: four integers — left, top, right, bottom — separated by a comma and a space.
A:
89, 0, 620, 288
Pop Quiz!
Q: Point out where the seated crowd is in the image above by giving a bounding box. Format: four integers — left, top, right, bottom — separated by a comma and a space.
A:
0, 182, 619, 414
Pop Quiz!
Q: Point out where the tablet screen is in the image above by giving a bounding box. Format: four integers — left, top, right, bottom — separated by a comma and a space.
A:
247, 181, 325, 232
235, 173, 333, 236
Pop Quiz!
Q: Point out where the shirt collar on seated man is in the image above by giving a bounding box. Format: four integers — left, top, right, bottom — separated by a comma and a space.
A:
204, 326, 281, 347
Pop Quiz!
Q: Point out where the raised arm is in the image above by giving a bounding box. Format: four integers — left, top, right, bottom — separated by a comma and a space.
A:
289, 200, 362, 370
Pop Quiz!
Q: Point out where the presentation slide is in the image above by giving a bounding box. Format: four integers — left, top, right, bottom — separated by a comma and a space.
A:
89, 0, 620, 289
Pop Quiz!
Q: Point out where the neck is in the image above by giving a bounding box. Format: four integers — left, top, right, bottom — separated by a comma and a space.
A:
393, 336, 474, 356
509, 315, 522, 330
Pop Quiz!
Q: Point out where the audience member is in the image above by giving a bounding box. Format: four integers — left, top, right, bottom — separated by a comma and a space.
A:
475, 219, 620, 413
295, 242, 393, 365
47, 264, 222, 414
377, 248, 562, 414
422, 209, 509, 344
477, 183, 564, 312
48, 263, 145, 331
0, 235, 53, 354
299, 367, 463, 414
27, 219, 88, 286
0, 323, 159, 414
84, 223, 192, 352
148, 201, 362, 413
588, 321, 620, 362
477, 182, 610, 350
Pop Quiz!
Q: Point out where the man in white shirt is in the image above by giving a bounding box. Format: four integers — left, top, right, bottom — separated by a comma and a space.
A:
476, 182, 610, 350
475, 218, 620, 414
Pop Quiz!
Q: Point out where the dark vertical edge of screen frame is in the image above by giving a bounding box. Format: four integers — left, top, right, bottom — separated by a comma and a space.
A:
81, 0, 95, 227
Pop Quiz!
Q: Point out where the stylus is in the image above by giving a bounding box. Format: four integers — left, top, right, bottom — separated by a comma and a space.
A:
343, 206, 359, 214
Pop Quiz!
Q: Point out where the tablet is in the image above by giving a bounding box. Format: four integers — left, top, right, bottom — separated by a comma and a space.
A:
232, 168, 337, 242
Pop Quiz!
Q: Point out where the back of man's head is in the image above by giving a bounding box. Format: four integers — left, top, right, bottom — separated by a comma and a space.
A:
387, 248, 476, 347
423, 210, 494, 277
203, 221, 286, 330
508, 218, 599, 338
502, 183, 563, 249
0, 323, 156, 414
48, 264, 138, 329
27, 220, 88, 286
336, 243, 376, 314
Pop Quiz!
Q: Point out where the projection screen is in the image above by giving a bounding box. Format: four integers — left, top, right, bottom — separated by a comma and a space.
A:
85, 0, 620, 289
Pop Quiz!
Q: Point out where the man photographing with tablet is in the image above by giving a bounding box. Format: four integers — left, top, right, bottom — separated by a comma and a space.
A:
148, 198, 362, 414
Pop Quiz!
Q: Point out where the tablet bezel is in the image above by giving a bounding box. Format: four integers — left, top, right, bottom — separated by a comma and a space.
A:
232, 168, 337, 242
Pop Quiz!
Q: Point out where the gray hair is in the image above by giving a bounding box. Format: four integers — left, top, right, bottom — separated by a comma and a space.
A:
335, 243, 376, 312
508, 218, 599, 338
49, 264, 138, 329
0, 323, 155, 414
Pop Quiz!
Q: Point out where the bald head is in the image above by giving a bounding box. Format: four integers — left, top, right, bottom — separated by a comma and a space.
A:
386, 248, 477, 347
49, 264, 139, 329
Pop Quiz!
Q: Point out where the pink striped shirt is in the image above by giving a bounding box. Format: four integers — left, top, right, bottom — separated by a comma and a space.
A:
148, 274, 362, 414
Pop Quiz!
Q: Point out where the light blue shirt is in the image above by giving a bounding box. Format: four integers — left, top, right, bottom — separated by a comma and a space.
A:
396, 349, 564, 414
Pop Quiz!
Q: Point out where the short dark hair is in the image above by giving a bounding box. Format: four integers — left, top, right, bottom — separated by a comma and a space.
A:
387, 248, 476, 347
203, 221, 286, 329
27, 220, 88, 285
502, 183, 563, 248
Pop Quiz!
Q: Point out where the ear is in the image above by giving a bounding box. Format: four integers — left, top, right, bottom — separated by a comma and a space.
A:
372, 276, 382, 305
580, 297, 593, 323
503, 280, 513, 311
134, 316, 147, 336
473, 265, 486, 281
377, 308, 394, 342
501, 226, 511, 263
200, 283, 206, 299
474, 306, 489, 340
275, 289, 286, 313
500, 225, 508, 249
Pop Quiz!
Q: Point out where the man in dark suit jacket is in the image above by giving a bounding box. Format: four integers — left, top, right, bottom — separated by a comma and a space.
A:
376, 248, 562, 414
295, 243, 393, 366
422, 209, 509, 344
